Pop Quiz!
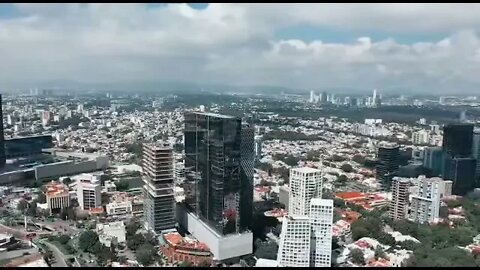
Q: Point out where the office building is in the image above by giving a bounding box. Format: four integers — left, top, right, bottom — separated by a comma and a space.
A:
409, 176, 449, 224
0, 94, 5, 169
473, 131, 480, 184
277, 215, 311, 267
180, 112, 253, 261
376, 143, 400, 190
309, 198, 333, 267
442, 123, 473, 157
4, 135, 53, 159
45, 181, 70, 214
423, 147, 444, 177
289, 167, 323, 216
309, 91, 315, 103
77, 177, 101, 210
448, 157, 477, 196
254, 135, 263, 162
143, 142, 176, 234
389, 177, 410, 220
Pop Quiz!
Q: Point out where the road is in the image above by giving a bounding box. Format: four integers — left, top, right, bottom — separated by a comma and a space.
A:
43, 241, 68, 267
0, 247, 38, 261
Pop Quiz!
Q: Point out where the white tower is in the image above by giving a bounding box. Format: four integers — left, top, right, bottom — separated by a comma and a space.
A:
310, 198, 333, 267
277, 215, 311, 267
310, 91, 315, 103
289, 167, 323, 216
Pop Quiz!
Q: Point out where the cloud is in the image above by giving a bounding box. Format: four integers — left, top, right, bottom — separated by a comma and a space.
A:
1, 3, 480, 93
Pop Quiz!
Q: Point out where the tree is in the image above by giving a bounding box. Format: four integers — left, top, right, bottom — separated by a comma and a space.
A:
350, 248, 365, 265
135, 243, 156, 266
17, 199, 28, 212
62, 177, 73, 185
374, 246, 387, 260
336, 174, 348, 185
331, 154, 346, 162
352, 154, 366, 165
37, 193, 47, 204
26, 201, 37, 216
115, 180, 130, 192
78, 231, 100, 252
397, 240, 421, 251
57, 235, 71, 245
340, 163, 354, 173
127, 233, 146, 251
126, 221, 141, 237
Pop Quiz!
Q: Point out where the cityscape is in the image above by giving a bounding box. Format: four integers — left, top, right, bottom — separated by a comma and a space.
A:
1, 2, 480, 268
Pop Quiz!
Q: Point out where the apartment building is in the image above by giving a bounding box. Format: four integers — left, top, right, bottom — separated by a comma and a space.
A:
389, 177, 410, 220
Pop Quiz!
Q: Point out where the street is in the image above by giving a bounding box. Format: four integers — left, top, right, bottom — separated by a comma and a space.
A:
43, 241, 68, 267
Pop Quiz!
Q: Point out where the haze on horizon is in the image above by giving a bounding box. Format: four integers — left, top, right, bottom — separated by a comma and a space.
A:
2, 3, 480, 94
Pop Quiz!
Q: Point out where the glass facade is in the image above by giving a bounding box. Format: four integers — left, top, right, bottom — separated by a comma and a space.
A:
184, 112, 252, 235
376, 144, 400, 190
0, 94, 5, 168
4, 135, 53, 158
442, 124, 473, 158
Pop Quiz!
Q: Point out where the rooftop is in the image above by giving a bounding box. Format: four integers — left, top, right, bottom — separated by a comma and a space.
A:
291, 167, 321, 174
188, 111, 236, 119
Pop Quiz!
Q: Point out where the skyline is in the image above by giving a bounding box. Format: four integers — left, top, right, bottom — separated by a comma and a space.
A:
2, 4, 480, 94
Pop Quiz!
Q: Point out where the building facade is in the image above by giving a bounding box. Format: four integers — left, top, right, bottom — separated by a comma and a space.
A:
448, 157, 477, 196
376, 143, 400, 190
143, 142, 176, 234
442, 124, 473, 158
288, 167, 323, 216
277, 215, 311, 267
389, 177, 410, 220
0, 95, 4, 169
409, 176, 449, 224
309, 198, 333, 267
423, 147, 444, 177
45, 181, 70, 214
473, 131, 480, 184
77, 178, 101, 211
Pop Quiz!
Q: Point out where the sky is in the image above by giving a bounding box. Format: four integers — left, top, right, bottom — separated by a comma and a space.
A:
2, 3, 480, 94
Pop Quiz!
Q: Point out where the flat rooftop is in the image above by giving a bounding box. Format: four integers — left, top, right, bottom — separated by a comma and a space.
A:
188, 111, 236, 119
291, 167, 321, 174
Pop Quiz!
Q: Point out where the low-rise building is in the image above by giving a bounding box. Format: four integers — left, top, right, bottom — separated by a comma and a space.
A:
106, 192, 132, 216
45, 181, 70, 214
96, 221, 126, 247
159, 231, 214, 266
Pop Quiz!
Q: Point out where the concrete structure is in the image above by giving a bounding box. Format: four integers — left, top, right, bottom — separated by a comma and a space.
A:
176, 205, 253, 262
106, 192, 132, 216
309, 198, 333, 267
289, 167, 322, 216
76, 176, 101, 210
411, 130, 430, 145
143, 142, 176, 234
389, 177, 410, 220
159, 231, 214, 266
277, 215, 311, 267
96, 221, 126, 247
409, 176, 449, 224
45, 181, 70, 214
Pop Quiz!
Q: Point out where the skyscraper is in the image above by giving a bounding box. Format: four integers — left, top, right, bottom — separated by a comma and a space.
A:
423, 147, 444, 177
389, 177, 410, 220
309, 198, 333, 267
278, 167, 332, 267
143, 142, 176, 233
0, 94, 5, 169
277, 215, 311, 267
309, 91, 315, 103
181, 112, 254, 261
289, 167, 323, 216
472, 131, 480, 184
376, 143, 400, 190
448, 157, 477, 196
442, 123, 473, 157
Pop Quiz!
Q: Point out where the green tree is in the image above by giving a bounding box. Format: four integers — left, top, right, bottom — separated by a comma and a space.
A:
352, 154, 366, 165
350, 248, 365, 265
26, 201, 37, 216
374, 246, 387, 260
127, 233, 146, 251
37, 193, 47, 204
57, 235, 71, 245
340, 163, 354, 173
78, 231, 100, 252
336, 174, 348, 185
17, 199, 28, 212
126, 221, 141, 237
115, 180, 130, 192
136, 243, 156, 266
62, 177, 73, 185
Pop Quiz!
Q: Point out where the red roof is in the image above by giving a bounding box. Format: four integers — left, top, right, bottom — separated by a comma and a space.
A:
335, 192, 365, 200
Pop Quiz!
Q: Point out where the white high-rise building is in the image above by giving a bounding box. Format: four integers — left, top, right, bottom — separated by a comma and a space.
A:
77, 177, 102, 211
411, 130, 430, 145
309, 91, 315, 103
409, 176, 450, 224
289, 167, 323, 216
309, 198, 333, 267
277, 215, 311, 267
278, 167, 332, 267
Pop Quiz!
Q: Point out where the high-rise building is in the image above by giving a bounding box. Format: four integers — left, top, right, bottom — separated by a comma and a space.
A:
289, 167, 323, 216
77, 177, 102, 211
423, 147, 444, 177
180, 112, 254, 261
309, 198, 333, 267
473, 131, 480, 184
376, 143, 400, 190
143, 142, 176, 234
448, 157, 477, 196
309, 91, 315, 103
409, 176, 449, 224
320, 92, 328, 104
277, 215, 311, 267
389, 177, 410, 220
0, 94, 5, 169
442, 124, 473, 157
411, 130, 430, 145
254, 135, 263, 162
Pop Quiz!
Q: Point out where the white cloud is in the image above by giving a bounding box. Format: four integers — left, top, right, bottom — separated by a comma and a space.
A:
1, 3, 480, 93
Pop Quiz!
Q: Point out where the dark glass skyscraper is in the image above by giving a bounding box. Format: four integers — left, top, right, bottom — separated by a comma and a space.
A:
442, 124, 473, 157
184, 112, 253, 235
376, 143, 400, 190
423, 146, 445, 177
448, 157, 476, 196
472, 131, 480, 184
0, 94, 5, 168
